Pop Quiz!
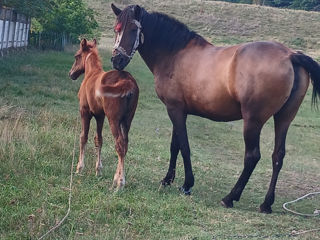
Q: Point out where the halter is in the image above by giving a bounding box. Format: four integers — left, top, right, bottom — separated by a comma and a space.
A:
113, 19, 143, 60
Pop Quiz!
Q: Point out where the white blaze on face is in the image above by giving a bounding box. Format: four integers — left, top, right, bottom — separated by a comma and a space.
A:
114, 23, 124, 50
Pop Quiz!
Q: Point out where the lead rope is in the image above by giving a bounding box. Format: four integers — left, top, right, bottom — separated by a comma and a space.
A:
282, 191, 320, 217
38, 118, 79, 240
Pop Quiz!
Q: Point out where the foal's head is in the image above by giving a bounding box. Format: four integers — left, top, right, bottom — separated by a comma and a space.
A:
111, 4, 143, 71
69, 39, 97, 80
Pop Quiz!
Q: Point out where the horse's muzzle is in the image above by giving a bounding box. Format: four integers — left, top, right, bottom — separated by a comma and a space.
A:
111, 54, 130, 71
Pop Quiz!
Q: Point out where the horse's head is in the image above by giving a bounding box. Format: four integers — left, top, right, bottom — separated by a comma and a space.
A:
69, 39, 97, 80
111, 4, 143, 71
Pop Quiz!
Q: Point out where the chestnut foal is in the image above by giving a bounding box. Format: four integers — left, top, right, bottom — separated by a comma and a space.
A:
69, 39, 139, 189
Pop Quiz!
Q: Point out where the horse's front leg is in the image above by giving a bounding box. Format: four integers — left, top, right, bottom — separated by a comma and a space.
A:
94, 115, 105, 176
161, 127, 179, 186
76, 108, 92, 173
166, 107, 194, 195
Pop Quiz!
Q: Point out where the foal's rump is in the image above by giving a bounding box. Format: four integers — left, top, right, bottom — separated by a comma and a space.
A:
98, 70, 139, 98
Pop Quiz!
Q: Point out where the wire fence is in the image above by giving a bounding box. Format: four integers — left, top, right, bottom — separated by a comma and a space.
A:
29, 32, 74, 51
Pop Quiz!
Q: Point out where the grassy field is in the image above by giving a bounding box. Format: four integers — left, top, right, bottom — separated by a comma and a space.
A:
1, 0, 320, 239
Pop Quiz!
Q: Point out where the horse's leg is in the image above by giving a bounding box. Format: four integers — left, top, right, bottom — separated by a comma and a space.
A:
110, 121, 127, 189
221, 118, 263, 208
259, 72, 308, 213
167, 108, 194, 194
94, 115, 105, 176
161, 127, 179, 186
76, 109, 92, 173
259, 115, 289, 213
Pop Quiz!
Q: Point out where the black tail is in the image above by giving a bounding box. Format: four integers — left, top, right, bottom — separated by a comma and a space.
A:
290, 53, 320, 107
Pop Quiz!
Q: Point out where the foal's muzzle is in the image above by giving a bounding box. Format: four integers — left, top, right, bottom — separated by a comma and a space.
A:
111, 53, 130, 71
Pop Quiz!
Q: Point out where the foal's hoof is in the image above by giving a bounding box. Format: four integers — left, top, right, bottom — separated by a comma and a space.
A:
179, 186, 192, 195
221, 198, 233, 208
259, 204, 272, 214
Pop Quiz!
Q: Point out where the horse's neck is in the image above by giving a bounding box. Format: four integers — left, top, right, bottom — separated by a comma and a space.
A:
84, 55, 103, 78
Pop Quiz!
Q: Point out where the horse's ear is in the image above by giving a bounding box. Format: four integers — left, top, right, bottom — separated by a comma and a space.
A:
134, 5, 141, 20
93, 39, 97, 47
111, 3, 122, 16
81, 39, 87, 48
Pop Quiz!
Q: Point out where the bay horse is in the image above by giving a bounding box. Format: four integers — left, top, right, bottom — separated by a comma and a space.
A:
110, 4, 320, 213
69, 39, 139, 189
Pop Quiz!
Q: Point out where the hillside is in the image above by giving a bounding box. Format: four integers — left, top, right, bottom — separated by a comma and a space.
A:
86, 0, 320, 58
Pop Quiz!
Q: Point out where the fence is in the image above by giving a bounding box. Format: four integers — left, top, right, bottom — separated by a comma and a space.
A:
29, 32, 73, 51
0, 6, 31, 55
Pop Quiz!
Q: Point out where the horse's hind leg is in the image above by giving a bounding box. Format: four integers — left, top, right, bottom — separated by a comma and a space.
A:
259, 115, 290, 213
94, 115, 105, 176
77, 109, 92, 173
259, 69, 308, 213
222, 118, 263, 208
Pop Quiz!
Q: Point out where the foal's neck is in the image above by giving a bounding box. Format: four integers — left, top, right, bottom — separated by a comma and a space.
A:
84, 52, 103, 78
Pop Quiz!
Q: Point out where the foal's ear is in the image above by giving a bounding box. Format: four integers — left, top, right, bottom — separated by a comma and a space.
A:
81, 39, 87, 49
133, 5, 141, 20
111, 3, 122, 16
93, 39, 97, 47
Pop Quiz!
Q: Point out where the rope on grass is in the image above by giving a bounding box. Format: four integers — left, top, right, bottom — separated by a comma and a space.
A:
283, 191, 320, 217
38, 120, 78, 240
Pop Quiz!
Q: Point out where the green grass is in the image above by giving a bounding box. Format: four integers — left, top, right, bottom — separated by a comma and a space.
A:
0, 49, 319, 240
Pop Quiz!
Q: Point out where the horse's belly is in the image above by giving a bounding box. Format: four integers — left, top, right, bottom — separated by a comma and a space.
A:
186, 93, 242, 122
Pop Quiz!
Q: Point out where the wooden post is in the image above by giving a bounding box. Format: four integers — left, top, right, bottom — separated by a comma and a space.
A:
11, 11, 17, 49
0, 8, 7, 54
5, 8, 13, 51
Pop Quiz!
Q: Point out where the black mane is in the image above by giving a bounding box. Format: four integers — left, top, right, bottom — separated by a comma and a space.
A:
140, 9, 207, 53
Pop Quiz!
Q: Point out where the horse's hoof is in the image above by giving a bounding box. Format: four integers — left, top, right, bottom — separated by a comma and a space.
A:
221, 199, 233, 208
259, 204, 272, 214
161, 178, 174, 186
179, 186, 192, 195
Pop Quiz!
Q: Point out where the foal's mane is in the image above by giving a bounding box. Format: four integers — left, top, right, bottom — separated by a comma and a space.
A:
118, 6, 208, 54
85, 42, 102, 70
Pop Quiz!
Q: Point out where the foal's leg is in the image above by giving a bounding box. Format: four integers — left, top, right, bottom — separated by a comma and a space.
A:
94, 115, 105, 176
161, 127, 179, 186
167, 108, 194, 194
221, 118, 263, 208
110, 121, 128, 189
76, 110, 92, 173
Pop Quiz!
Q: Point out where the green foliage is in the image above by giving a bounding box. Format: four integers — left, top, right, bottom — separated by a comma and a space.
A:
3, 0, 98, 42
37, 0, 98, 39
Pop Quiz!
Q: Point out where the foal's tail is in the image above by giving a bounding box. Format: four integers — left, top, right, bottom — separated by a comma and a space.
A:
290, 52, 320, 107
99, 79, 137, 98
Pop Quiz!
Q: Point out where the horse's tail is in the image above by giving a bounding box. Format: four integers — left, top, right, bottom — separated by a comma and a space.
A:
98, 79, 137, 98
290, 52, 320, 107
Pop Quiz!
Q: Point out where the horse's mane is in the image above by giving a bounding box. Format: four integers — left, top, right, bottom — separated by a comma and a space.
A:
140, 9, 208, 53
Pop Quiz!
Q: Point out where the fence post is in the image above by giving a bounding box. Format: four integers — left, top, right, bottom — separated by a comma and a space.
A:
0, 7, 7, 55
5, 8, 13, 51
